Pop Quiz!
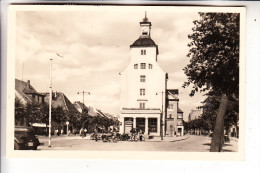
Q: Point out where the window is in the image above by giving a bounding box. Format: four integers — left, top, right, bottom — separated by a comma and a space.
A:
134, 64, 138, 69
149, 118, 158, 132
140, 75, 146, 82
140, 89, 145, 96
149, 64, 153, 69
141, 63, 146, 69
169, 114, 172, 118
140, 103, 145, 109
168, 104, 173, 109
141, 50, 146, 55
150, 118, 157, 125
142, 32, 148, 36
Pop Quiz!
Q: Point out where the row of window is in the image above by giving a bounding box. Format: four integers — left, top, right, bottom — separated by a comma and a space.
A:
134, 63, 153, 69
141, 49, 146, 55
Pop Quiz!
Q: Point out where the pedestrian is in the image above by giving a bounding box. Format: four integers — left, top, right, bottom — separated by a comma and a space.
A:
94, 128, 98, 142
84, 128, 87, 137
80, 128, 84, 138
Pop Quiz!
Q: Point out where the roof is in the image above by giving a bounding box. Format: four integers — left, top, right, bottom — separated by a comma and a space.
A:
130, 37, 159, 54
177, 107, 183, 113
167, 90, 179, 101
140, 12, 152, 25
86, 106, 99, 117
44, 92, 79, 113
167, 89, 179, 95
73, 101, 88, 113
15, 79, 44, 103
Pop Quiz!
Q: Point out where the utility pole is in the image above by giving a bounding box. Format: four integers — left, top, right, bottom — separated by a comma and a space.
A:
156, 91, 165, 140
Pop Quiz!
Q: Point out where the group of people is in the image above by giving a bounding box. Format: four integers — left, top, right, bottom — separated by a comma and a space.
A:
130, 128, 144, 141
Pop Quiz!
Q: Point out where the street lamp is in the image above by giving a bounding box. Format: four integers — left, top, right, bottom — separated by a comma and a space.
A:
48, 53, 64, 148
156, 91, 165, 140
77, 91, 90, 113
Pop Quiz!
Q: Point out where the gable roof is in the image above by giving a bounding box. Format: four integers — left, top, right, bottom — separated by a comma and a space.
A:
73, 101, 88, 113
44, 92, 79, 113
15, 79, 44, 103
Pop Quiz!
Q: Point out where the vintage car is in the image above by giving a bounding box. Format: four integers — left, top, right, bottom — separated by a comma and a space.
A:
14, 126, 40, 150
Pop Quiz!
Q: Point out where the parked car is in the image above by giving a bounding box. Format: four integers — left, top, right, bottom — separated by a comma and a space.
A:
14, 126, 40, 150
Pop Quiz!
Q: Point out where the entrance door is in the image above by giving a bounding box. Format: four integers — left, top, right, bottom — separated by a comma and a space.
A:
136, 118, 145, 133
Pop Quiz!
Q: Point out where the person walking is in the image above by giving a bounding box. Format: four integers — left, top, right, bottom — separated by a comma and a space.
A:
94, 128, 98, 142
84, 128, 87, 137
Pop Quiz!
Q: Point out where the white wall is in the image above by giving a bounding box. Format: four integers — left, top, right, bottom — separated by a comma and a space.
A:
120, 46, 166, 110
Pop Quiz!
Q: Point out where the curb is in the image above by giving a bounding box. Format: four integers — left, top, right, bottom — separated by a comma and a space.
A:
146, 135, 190, 142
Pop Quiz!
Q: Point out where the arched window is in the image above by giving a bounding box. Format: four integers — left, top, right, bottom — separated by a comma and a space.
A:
134, 64, 138, 69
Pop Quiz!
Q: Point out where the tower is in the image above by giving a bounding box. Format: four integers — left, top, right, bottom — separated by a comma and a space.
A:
119, 13, 167, 136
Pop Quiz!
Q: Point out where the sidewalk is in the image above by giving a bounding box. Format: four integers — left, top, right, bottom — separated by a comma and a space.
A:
146, 135, 190, 142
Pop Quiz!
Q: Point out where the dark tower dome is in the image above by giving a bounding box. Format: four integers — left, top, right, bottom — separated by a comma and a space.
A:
130, 38, 159, 55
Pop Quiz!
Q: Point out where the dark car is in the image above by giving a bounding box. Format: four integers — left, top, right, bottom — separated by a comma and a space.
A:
14, 126, 40, 150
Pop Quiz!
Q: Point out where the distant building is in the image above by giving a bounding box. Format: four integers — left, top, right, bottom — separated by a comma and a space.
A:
166, 89, 184, 137
119, 14, 184, 136
188, 109, 202, 121
15, 79, 45, 126
43, 92, 80, 134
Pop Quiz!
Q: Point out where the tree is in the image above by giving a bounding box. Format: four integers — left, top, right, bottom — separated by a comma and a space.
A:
183, 13, 239, 152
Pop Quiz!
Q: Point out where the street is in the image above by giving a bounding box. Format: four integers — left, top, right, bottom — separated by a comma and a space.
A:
37, 135, 238, 152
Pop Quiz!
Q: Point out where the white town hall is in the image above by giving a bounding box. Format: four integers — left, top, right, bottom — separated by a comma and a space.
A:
119, 13, 184, 137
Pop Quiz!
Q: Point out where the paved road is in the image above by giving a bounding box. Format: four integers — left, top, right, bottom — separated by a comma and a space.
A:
38, 135, 238, 152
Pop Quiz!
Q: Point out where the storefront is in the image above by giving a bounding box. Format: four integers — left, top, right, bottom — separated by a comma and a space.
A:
120, 108, 162, 136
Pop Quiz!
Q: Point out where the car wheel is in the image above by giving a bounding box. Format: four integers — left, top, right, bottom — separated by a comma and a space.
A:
14, 141, 22, 150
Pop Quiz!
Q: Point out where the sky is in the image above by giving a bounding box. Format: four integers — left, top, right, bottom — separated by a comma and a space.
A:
15, 6, 206, 121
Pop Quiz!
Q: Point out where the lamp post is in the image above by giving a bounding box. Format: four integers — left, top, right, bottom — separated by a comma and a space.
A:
156, 91, 165, 140
48, 53, 64, 148
77, 91, 90, 113
48, 58, 53, 147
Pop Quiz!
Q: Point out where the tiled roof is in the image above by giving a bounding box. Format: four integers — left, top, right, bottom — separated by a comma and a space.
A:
44, 92, 79, 113
86, 106, 99, 117
130, 38, 159, 55
15, 79, 43, 103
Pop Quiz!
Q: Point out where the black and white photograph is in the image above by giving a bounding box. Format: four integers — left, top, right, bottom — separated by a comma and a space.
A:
6, 5, 245, 158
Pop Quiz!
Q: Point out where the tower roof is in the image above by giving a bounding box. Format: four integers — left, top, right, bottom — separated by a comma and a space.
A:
130, 37, 159, 54
140, 11, 152, 26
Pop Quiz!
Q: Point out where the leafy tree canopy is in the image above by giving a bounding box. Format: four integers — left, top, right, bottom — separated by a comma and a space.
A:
183, 13, 239, 97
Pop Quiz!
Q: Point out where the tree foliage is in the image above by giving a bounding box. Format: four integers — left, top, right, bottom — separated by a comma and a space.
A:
183, 13, 239, 97
184, 13, 240, 151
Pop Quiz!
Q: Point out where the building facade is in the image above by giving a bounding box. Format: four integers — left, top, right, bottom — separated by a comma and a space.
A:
119, 14, 184, 136
15, 79, 45, 126
165, 90, 184, 136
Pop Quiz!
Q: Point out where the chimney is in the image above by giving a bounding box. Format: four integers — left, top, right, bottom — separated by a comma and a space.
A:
27, 80, 30, 88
